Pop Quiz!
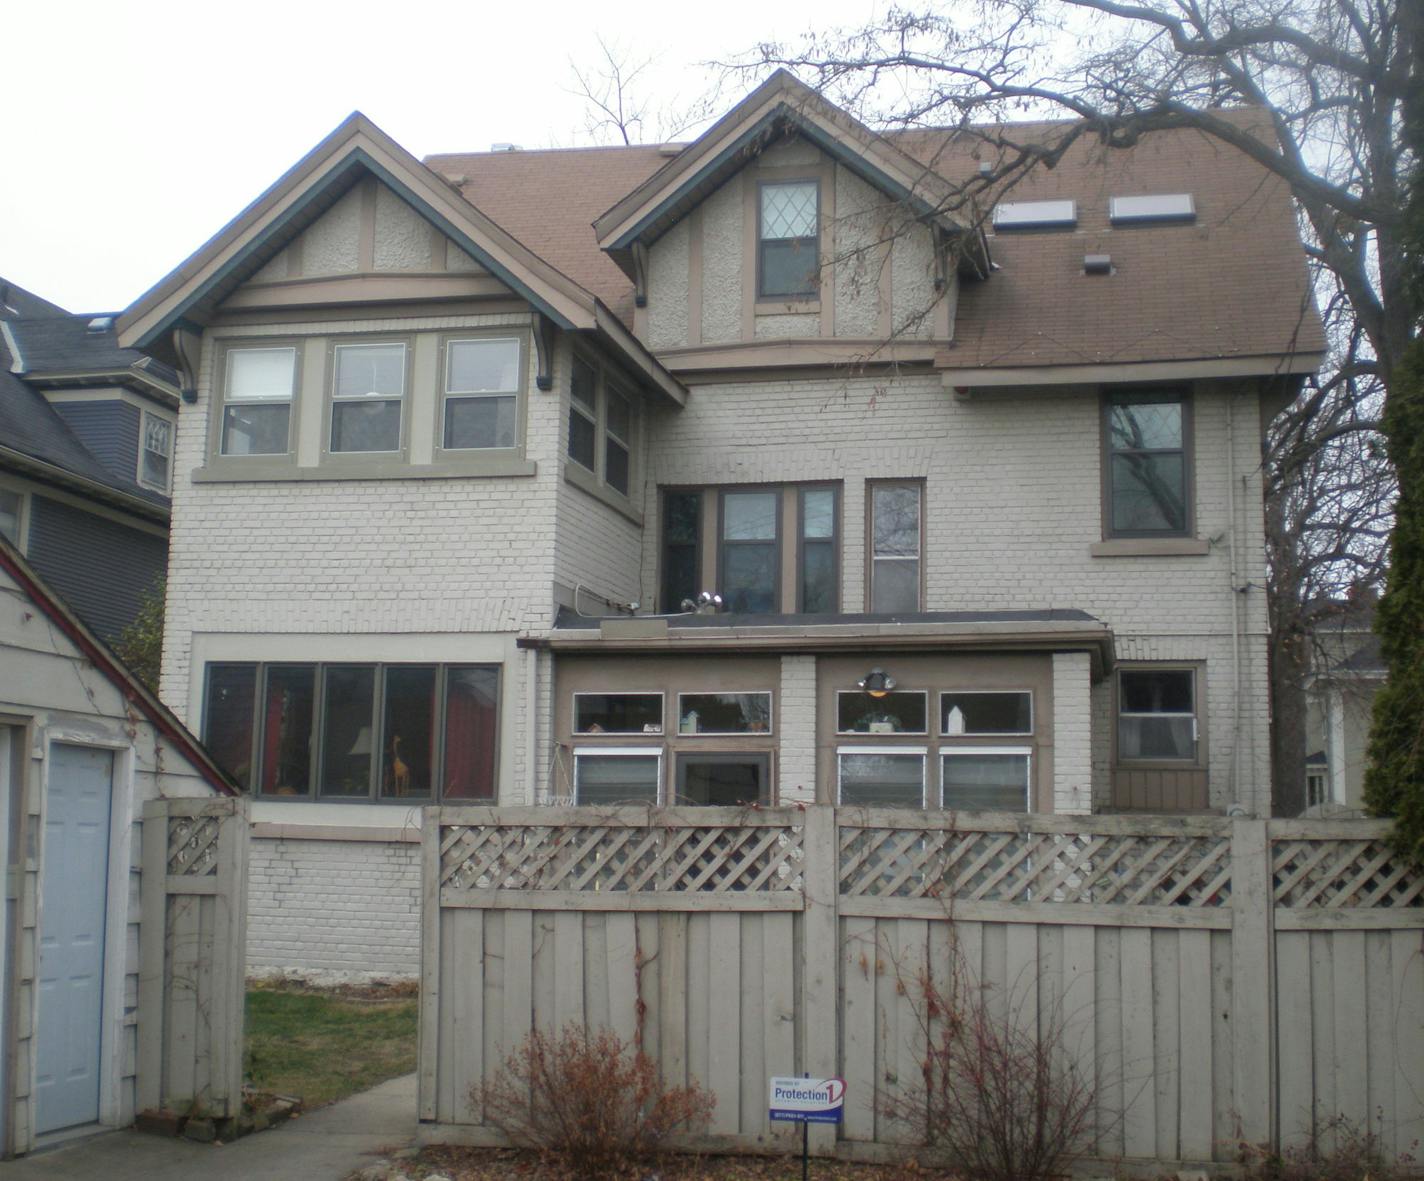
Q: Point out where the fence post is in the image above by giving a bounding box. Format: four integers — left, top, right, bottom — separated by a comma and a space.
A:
136, 798, 168, 1113
208, 796, 250, 1117
801, 805, 839, 1155
1230, 818, 1276, 1149
418, 806, 441, 1122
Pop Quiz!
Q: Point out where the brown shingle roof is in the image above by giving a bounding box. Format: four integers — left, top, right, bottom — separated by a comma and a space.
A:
426, 144, 670, 322
426, 107, 1323, 370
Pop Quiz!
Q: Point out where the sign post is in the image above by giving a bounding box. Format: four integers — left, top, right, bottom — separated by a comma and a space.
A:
769, 1074, 845, 1180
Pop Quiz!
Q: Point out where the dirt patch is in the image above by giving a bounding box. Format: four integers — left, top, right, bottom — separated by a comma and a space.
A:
400, 1145, 936, 1179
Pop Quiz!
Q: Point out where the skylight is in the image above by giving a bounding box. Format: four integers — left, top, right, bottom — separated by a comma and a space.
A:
992, 200, 1077, 230
1109, 194, 1196, 224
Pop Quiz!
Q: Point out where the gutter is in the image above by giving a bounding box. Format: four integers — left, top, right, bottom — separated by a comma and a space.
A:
0, 536, 239, 796
0, 445, 170, 524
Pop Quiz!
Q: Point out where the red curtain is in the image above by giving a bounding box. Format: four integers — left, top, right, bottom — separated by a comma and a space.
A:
444, 671, 496, 799
260, 682, 284, 794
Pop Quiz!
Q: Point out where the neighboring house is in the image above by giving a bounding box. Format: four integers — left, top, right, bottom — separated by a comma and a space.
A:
0, 534, 236, 1156
0, 278, 178, 642
115, 72, 1324, 979
1304, 598, 1386, 813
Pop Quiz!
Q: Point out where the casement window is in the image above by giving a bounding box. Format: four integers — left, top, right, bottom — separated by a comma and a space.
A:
1104, 391, 1191, 536
869, 481, 922, 612
574, 748, 662, 806
574, 693, 665, 735
567, 353, 638, 500
441, 336, 521, 451
941, 692, 1033, 736
838, 747, 928, 808
139, 411, 173, 492
1117, 667, 1198, 762
675, 753, 771, 806
329, 341, 406, 454
758, 180, 820, 299
201, 662, 498, 801
220, 345, 297, 456
661, 491, 702, 612
719, 489, 780, 613
0, 487, 23, 546
798, 486, 839, 612
836, 690, 928, 735
677, 692, 773, 735
941, 750, 1031, 812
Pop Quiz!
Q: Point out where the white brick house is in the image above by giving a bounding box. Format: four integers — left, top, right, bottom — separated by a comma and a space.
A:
118, 72, 1322, 978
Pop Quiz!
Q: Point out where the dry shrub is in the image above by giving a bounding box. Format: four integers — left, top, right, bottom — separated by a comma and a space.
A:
881, 961, 1097, 1181
475, 1023, 714, 1179
1239, 1115, 1418, 1181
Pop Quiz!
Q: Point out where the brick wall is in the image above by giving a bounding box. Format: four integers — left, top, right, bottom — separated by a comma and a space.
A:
246, 836, 421, 981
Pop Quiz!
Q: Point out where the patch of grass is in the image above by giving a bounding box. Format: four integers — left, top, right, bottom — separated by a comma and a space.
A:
245, 984, 418, 1107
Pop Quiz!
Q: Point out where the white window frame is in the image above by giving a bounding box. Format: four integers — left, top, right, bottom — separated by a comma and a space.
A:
675, 691, 775, 737
939, 690, 1035, 737
573, 746, 664, 806
219, 344, 298, 458
440, 335, 522, 452
138, 408, 175, 493
328, 340, 408, 455
836, 745, 928, 808
835, 689, 929, 735
572, 691, 666, 735
940, 747, 1033, 811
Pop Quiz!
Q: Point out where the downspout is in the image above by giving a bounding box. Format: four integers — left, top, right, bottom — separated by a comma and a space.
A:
1226, 398, 1244, 812
524, 645, 539, 805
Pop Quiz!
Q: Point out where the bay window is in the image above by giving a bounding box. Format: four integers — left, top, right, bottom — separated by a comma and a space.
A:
140, 411, 173, 492
567, 352, 638, 502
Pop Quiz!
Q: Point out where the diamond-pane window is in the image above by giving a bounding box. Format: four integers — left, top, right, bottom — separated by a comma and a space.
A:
761, 183, 818, 239
759, 181, 819, 299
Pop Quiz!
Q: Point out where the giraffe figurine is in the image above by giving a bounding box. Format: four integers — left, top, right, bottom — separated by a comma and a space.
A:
391, 734, 411, 795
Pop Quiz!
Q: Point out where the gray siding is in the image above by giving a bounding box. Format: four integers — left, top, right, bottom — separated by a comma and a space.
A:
26, 496, 166, 641
51, 400, 141, 485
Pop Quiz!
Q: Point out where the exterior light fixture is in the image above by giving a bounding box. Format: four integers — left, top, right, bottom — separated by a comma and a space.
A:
857, 668, 896, 698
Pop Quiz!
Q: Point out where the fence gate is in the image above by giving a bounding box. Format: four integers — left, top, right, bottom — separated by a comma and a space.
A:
137, 797, 250, 1119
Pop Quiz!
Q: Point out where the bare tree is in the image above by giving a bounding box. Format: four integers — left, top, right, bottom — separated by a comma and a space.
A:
569, 37, 725, 147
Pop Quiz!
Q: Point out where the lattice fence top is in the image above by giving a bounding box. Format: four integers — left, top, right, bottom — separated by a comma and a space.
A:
839, 827, 1232, 907
441, 822, 806, 894
168, 814, 221, 876
1272, 837, 1424, 908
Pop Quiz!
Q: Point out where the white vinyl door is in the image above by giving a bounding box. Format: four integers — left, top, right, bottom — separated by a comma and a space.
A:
35, 744, 114, 1135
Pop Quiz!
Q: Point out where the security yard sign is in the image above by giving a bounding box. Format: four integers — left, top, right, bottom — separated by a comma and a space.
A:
769, 1076, 846, 1123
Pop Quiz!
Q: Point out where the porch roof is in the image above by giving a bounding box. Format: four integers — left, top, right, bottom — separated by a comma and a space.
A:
521, 607, 1114, 679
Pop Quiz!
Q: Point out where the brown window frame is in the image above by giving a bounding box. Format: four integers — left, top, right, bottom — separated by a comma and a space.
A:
866, 479, 925, 613
1101, 388, 1194, 539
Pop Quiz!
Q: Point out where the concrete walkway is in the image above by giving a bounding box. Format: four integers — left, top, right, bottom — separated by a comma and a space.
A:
3, 1073, 417, 1180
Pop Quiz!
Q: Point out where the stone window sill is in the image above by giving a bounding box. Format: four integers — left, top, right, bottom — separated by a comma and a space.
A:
1089, 537, 1210, 558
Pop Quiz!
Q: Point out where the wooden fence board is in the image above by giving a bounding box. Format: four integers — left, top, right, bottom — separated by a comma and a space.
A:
1308, 932, 1336, 1148
1276, 932, 1314, 1146
1151, 929, 1179, 1161
739, 914, 766, 1138
603, 913, 636, 1048
707, 913, 741, 1135
1390, 928, 1424, 1156
1177, 929, 1213, 1160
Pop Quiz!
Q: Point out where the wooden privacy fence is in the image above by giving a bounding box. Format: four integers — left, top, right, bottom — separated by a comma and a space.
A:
419, 806, 1424, 1166
137, 797, 250, 1119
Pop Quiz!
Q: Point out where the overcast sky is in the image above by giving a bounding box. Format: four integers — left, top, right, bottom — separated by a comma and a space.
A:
2, 0, 882, 314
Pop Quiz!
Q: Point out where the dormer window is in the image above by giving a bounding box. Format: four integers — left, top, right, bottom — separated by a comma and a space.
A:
758, 180, 819, 299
